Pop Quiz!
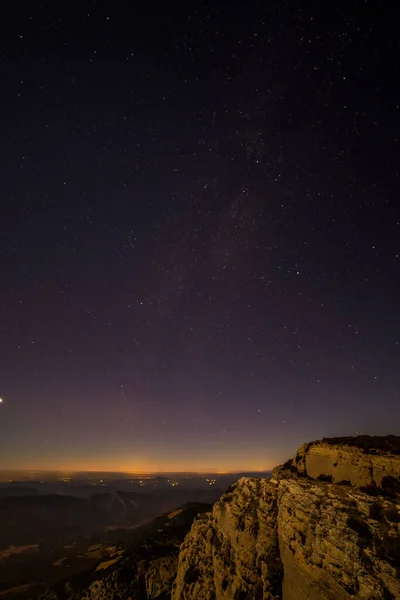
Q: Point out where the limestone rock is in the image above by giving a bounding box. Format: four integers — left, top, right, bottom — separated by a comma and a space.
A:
278, 477, 400, 600
291, 436, 400, 490
141, 555, 177, 598
172, 477, 282, 599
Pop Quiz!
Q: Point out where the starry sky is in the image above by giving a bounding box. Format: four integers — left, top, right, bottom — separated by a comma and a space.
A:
0, 1, 399, 473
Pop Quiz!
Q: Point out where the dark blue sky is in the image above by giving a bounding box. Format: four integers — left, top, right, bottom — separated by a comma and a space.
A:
0, 0, 399, 472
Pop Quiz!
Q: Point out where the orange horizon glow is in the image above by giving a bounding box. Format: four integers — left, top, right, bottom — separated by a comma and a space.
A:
0, 466, 273, 483
0, 468, 270, 474
0, 448, 285, 475
0, 454, 281, 474
0, 466, 272, 475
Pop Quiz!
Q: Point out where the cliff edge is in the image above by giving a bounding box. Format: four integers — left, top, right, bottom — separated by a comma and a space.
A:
279, 435, 400, 492
173, 436, 400, 600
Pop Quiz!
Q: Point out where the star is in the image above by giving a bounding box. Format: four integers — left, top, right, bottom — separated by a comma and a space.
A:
0, 0, 397, 473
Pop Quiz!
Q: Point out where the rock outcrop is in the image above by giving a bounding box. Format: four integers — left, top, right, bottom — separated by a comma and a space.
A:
278, 478, 400, 600
172, 478, 282, 599
173, 436, 400, 600
282, 435, 400, 491
139, 555, 178, 598
54, 553, 176, 600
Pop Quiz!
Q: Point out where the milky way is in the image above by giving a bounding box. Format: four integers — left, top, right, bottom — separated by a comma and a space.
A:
0, 1, 399, 471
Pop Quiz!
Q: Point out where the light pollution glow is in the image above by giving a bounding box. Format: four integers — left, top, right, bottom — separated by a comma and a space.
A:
0, 460, 273, 474
0, 452, 277, 474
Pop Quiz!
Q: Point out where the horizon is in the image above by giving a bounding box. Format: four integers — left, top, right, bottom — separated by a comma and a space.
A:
0, 468, 271, 476
0, 468, 273, 484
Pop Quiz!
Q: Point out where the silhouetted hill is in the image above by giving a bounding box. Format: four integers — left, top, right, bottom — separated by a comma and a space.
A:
0, 486, 40, 497
0, 495, 106, 546
0, 488, 222, 547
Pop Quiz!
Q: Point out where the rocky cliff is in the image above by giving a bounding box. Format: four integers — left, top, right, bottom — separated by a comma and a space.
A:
172, 478, 282, 600
278, 477, 400, 600
173, 436, 400, 600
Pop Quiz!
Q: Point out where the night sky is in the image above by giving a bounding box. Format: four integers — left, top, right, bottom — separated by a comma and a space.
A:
0, 1, 399, 473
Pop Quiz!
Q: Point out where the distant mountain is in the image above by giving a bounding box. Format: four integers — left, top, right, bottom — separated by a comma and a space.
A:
0, 488, 222, 547
0, 486, 39, 497
0, 494, 106, 546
